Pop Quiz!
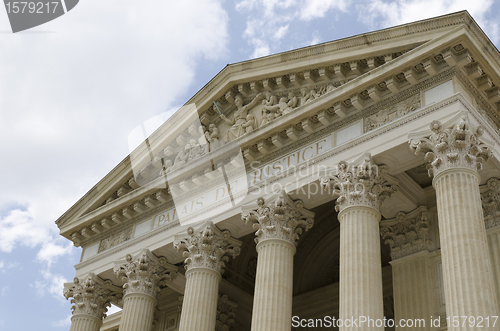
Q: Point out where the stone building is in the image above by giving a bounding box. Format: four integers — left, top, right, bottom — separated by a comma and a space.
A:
57, 11, 500, 331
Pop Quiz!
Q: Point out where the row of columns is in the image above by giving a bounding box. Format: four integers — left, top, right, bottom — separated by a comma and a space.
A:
64, 115, 500, 331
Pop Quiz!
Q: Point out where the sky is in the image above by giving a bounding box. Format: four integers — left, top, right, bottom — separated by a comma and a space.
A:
0, 0, 499, 330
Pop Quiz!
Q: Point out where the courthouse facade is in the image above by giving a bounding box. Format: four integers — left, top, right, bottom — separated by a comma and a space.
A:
57, 11, 500, 331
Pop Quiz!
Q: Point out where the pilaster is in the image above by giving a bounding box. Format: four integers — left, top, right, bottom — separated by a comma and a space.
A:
381, 207, 433, 330
216, 295, 238, 331
242, 191, 314, 331
174, 222, 241, 331
481, 177, 500, 307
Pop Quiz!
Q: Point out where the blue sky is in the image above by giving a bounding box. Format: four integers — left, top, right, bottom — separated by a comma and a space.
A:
0, 0, 499, 330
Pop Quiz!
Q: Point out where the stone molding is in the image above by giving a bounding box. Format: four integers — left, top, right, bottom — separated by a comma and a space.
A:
174, 221, 241, 274
481, 178, 500, 230
113, 249, 178, 298
320, 152, 398, 212
63, 272, 122, 320
241, 191, 315, 246
409, 115, 492, 178
216, 295, 237, 331
380, 206, 431, 260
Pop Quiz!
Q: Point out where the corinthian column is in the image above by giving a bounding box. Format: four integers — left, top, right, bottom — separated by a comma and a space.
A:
321, 154, 398, 330
64, 273, 122, 331
409, 116, 499, 329
380, 207, 433, 330
174, 222, 241, 331
242, 191, 314, 331
114, 249, 178, 331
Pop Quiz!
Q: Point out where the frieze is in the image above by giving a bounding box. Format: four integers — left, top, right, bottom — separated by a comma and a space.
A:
98, 226, 133, 253
364, 94, 421, 132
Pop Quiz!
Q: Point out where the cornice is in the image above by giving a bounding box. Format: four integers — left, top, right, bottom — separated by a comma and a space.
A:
186, 11, 470, 107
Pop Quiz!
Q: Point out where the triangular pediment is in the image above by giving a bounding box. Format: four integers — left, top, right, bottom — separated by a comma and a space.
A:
57, 11, 500, 248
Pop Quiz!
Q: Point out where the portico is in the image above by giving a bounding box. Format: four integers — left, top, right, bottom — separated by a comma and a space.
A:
58, 11, 500, 331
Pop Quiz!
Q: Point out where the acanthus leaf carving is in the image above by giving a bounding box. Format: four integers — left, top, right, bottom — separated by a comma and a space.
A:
174, 221, 241, 274
113, 249, 178, 298
63, 273, 123, 320
320, 153, 398, 212
216, 294, 238, 331
481, 178, 500, 230
409, 115, 492, 178
241, 191, 315, 245
380, 207, 431, 260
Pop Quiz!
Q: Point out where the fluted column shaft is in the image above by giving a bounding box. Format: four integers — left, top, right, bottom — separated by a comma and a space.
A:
391, 251, 432, 331
119, 292, 157, 331
339, 205, 384, 330
242, 192, 314, 331
69, 314, 102, 331
488, 227, 500, 308
178, 268, 221, 331
251, 238, 295, 331
175, 222, 241, 331
114, 249, 177, 331
434, 168, 498, 329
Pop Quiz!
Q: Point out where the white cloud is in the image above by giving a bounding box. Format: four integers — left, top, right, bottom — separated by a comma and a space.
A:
358, 0, 499, 44
33, 269, 70, 300
236, 0, 499, 59
0, 0, 230, 306
0, 0, 229, 245
299, 0, 350, 20
274, 25, 290, 40
1, 286, 9, 296
53, 315, 72, 328
235, 0, 351, 57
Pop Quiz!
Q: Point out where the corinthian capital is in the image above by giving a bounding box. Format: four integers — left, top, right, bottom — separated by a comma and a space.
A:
320, 153, 398, 213
380, 207, 431, 260
63, 273, 122, 319
113, 249, 178, 298
481, 178, 500, 230
174, 222, 241, 274
241, 191, 315, 245
409, 116, 492, 178
216, 295, 237, 331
